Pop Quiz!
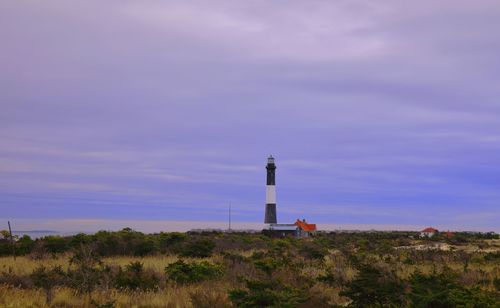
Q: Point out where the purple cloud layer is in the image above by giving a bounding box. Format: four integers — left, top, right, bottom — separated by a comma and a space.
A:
1, 1, 499, 231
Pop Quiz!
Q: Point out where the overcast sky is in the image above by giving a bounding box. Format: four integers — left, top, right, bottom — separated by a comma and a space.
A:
1, 1, 499, 232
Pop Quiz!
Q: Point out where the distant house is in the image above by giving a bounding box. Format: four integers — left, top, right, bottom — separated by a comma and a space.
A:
420, 227, 439, 238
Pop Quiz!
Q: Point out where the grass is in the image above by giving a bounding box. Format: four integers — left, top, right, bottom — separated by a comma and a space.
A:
0, 283, 232, 307
102, 255, 181, 273
0, 254, 72, 276
0, 231, 498, 307
0, 255, 232, 307
0, 255, 184, 276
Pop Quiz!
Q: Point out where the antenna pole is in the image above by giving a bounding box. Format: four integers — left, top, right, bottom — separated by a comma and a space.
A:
8, 221, 15, 260
229, 202, 232, 231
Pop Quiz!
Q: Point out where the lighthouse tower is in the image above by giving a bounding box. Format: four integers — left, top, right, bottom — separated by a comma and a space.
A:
265, 155, 277, 224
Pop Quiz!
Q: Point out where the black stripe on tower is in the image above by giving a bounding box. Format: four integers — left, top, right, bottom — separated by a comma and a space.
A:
266, 162, 276, 185
265, 203, 277, 224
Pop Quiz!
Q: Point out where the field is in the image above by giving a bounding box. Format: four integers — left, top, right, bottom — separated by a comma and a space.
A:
0, 229, 499, 307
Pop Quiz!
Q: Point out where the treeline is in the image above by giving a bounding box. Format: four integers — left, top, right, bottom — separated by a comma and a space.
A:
0, 228, 498, 258
0, 228, 266, 257
424, 231, 499, 244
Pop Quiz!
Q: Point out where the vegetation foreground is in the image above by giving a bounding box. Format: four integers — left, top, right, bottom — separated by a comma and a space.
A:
0, 228, 499, 307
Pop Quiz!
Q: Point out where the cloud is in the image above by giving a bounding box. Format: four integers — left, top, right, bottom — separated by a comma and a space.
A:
0, 0, 499, 231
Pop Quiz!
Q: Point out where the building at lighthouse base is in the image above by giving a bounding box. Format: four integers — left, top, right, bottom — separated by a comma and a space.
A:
263, 219, 317, 238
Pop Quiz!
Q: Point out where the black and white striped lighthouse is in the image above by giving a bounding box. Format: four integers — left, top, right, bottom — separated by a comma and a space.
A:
264, 155, 277, 224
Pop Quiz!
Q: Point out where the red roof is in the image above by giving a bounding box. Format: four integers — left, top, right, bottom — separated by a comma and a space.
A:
421, 227, 438, 233
295, 219, 317, 232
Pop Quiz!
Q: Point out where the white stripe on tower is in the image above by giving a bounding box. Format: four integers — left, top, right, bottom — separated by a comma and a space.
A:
266, 185, 276, 204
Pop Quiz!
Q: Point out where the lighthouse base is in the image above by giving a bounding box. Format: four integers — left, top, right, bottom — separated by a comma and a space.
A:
264, 204, 277, 224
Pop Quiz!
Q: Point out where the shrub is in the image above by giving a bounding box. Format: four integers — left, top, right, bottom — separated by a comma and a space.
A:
493, 277, 500, 291
114, 261, 159, 290
68, 245, 104, 293
92, 231, 121, 256
165, 260, 223, 284
448, 287, 499, 307
91, 299, 116, 308
42, 236, 68, 254
221, 251, 246, 264
16, 235, 35, 255
31, 265, 68, 304
229, 279, 308, 307
298, 242, 328, 260
133, 239, 156, 256
250, 250, 292, 277
178, 238, 216, 258
484, 252, 500, 262
158, 232, 186, 252
69, 233, 92, 247
190, 289, 232, 308
409, 270, 458, 307
253, 256, 282, 276
410, 270, 499, 307
0, 268, 32, 288
340, 263, 407, 307
317, 266, 349, 288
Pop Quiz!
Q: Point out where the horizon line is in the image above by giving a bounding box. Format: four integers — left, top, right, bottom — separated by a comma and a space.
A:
3, 218, 498, 233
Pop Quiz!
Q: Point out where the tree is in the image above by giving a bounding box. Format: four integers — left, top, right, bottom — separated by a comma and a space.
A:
16, 235, 34, 255
165, 260, 223, 284
42, 235, 68, 254
341, 264, 407, 307
409, 270, 498, 307
0, 230, 10, 239
31, 265, 67, 305
69, 244, 103, 294
178, 238, 216, 258
114, 261, 159, 290
229, 279, 308, 307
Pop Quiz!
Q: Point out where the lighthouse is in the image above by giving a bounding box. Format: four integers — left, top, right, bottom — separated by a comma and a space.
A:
265, 155, 277, 224
262, 155, 317, 237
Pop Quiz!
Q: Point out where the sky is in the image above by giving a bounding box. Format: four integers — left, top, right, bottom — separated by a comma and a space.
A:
1, 1, 499, 232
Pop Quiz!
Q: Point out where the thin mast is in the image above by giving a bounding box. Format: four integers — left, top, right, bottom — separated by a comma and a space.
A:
228, 202, 232, 231
8, 221, 15, 260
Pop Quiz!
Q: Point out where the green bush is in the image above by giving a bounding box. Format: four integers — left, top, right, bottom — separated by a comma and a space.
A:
178, 238, 216, 258
31, 265, 68, 304
158, 232, 186, 252
90, 299, 116, 308
114, 261, 159, 290
229, 279, 308, 307
409, 270, 499, 307
253, 256, 282, 276
493, 277, 500, 291
250, 250, 292, 276
68, 245, 104, 293
340, 263, 407, 307
317, 266, 348, 288
133, 239, 156, 256
16, 235, 35, 255
298, 242, 328, 260
189, 289, 232, 308
42, 236, 68, 254
165, 260, 223, 284
484, 252, 500, 262
31, 265, 67, 289
69, 233, 92, 247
